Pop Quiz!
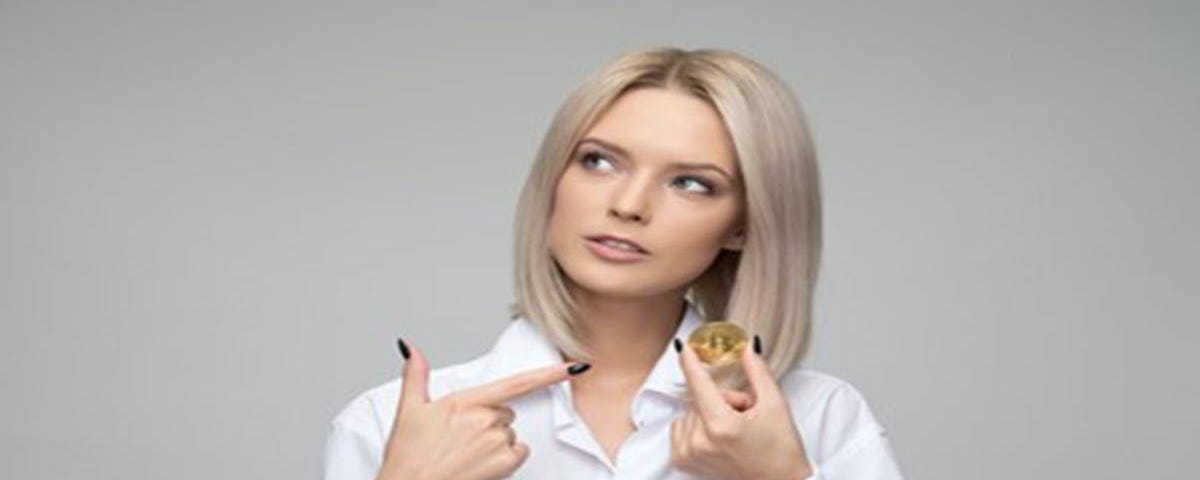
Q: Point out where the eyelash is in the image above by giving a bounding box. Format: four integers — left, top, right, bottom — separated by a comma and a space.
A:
577, 150, 717, 195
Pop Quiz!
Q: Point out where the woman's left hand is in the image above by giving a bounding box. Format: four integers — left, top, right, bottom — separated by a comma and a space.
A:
670, 336, 813, 480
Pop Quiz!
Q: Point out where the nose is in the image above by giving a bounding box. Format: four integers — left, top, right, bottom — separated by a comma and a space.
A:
608, 177, 652, 223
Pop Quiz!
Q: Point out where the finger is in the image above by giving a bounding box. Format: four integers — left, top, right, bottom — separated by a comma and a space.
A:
676, 337, 734, 424
489, 405, 516, 426
464, 404, 516, 429
445, 362, 582, 407
739, 335, 785, 408
510, 441, 529, 464
397, 338, 430, 407
674, 413, 695, 459
721, 388, 755, 411
671, 417, 688, 463
683, 408, 699, 442
670, 418, 681, 454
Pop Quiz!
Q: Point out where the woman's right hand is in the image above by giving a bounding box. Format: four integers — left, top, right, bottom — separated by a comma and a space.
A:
375, 339, 589, 480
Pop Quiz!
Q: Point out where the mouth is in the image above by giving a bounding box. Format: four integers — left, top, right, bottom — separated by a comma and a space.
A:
584, 234, 650, 254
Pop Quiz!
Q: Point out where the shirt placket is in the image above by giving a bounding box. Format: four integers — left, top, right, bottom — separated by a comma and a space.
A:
551, 379, 686, 479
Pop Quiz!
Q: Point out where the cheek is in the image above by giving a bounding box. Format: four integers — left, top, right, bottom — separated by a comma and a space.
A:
649, 209, 737, 276
552, 173, 606, 221
661, 235, 725, 274
548, 175, 592, 246
660, 205, 738, 250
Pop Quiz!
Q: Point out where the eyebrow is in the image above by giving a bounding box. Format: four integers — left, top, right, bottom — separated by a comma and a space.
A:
578, 137, 738, 182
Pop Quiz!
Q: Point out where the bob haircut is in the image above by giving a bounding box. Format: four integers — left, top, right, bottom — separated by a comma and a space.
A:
510, 46, 822, 391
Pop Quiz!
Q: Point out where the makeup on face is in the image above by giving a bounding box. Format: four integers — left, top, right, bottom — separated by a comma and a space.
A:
583, 235, 651, 262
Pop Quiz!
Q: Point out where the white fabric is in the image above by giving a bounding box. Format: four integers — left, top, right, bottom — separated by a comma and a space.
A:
324, 303, 904, 479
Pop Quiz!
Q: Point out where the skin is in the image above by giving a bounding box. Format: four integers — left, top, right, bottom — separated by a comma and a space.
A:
547, 86, 747, 462
546, 87, 813, 477
673, 339, 814, 480
379, 343, 583, 480
377, 87, 811, 480
548, 86, 747, 380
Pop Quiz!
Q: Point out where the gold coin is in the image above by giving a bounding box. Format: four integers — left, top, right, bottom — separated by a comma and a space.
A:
687, 321, 748, 367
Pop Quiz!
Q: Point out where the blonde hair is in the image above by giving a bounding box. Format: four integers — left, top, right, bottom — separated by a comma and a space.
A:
510, 46, 822, 390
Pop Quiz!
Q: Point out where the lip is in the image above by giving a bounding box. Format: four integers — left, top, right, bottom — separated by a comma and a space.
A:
584, 235, 651, 262
585, 234, 650, 254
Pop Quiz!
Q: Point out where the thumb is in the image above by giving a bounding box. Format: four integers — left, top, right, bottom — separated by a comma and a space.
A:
397, 337, 430, 407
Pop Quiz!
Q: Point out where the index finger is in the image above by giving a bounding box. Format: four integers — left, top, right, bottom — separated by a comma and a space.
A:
676, 337, 735, 424
442, 362, 584, 407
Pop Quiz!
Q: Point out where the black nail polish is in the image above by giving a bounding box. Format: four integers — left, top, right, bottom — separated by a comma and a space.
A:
396, 337, 410, 360
753, 334, 763, 355
567, 363, 592, 376
673, 338, 683, 353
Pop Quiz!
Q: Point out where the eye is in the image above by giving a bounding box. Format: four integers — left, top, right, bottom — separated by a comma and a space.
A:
579, 151, 616, 171
672, 175, 715, 194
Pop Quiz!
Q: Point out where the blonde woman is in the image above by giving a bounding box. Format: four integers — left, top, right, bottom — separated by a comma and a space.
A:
324, 47, 904, 480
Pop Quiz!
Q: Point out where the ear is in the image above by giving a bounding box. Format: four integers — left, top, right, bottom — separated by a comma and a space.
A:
721, 226, 745, 251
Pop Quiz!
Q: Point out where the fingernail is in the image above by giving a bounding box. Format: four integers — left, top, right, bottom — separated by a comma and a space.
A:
673, 337, 683, 353
753, 334, 763, 355
567, 363, 592, 376
396, 337, 410, 360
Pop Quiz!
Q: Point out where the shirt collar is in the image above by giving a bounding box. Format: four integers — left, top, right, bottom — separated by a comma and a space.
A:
480, 301, 705, 402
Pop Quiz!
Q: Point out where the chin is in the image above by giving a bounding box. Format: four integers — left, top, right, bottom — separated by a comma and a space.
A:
564, 265, 693, 301
570, 270, 650, 297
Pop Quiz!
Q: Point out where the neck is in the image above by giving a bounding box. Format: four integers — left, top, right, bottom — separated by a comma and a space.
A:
560, 282, 688, 389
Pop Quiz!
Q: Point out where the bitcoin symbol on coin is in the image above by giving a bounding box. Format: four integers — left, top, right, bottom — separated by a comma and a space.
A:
686, 321, 748, 367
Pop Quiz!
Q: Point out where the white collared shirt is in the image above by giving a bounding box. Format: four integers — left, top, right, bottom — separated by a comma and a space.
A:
324, 303, 904, 479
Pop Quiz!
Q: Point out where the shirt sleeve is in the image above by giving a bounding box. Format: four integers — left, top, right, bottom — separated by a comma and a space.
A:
790, 375, 905, 480
322, 395, 385, 480
804, 428, 904, 479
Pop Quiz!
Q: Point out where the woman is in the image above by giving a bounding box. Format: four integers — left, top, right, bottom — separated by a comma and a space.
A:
324, 46, 904, 480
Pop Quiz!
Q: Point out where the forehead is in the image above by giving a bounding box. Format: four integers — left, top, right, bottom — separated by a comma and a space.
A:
583, 88, 738, 173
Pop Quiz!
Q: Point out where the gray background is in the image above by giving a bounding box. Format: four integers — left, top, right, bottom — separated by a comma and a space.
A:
2, 1, 1196, 478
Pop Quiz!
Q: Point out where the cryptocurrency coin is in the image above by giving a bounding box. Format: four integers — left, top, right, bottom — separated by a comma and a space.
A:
687, 321, 748, 367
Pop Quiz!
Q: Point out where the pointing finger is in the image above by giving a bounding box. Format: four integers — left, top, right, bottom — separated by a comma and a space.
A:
444, 361, 589, 407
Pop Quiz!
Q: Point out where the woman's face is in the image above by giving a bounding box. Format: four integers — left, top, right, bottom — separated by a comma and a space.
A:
547, 87, 745, 300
